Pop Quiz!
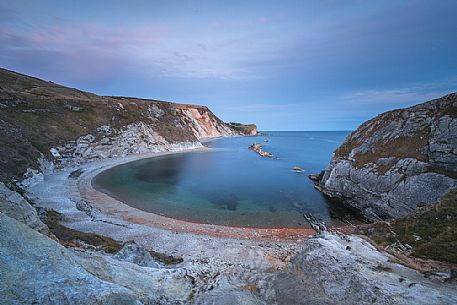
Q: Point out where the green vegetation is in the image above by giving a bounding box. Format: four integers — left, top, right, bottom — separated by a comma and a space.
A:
44, 210, 123, 254
149, 249, 184, 265
354, 129, 429, 174
335, 124, 429, 175
0, 68, 199, 182
357, 188, 457, 264
227, 122, 257, 135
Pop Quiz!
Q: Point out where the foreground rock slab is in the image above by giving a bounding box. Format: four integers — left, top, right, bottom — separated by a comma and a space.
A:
2, 202, 457, 304
273, 233, 457, 305
0, 213, 191, 305
272, 232, 457, 305
0, 182, 48, 234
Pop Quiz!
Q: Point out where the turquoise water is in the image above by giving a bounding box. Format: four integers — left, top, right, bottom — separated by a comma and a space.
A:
93, 131, 357, 228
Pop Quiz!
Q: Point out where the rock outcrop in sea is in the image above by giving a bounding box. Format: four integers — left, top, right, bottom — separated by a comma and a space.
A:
249, 143, 273, 158
319, 93, 457, 220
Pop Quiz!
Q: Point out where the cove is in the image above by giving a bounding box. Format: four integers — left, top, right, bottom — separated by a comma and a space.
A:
93, 131, 358, 228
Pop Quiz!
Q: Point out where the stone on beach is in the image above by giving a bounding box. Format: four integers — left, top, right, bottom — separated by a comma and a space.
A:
114, 241, 161, 268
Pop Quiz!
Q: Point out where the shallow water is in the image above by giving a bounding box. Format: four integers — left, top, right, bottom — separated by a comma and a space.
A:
93, 131, 358, 228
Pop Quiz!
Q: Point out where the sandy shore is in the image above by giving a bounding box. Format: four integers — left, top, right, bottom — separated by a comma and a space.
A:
79, 148, 315, 241
26, 147, 311, 277
24, 146, 457, 305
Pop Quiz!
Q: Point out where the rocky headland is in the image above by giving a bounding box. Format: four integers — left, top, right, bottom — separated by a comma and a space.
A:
0, 68, 456, 304
318, 93, 457, 221
313, 93, 457, 266
0, 68, 257, 186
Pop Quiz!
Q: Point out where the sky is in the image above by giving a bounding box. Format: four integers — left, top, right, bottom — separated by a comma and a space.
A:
1, 0, 456, 130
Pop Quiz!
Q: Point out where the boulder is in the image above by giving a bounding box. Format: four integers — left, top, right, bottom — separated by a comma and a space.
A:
292, 166, 304, 172
0, 182, 48, 234
114, 241, 160, 268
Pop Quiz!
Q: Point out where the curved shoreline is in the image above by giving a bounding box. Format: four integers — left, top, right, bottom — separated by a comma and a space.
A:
79, 149, 315, 241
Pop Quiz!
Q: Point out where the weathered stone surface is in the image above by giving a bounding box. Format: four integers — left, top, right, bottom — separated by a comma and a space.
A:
74, 251, 192, 304
0, 182, 48, 234
114, 241, 160, 268
51, 122, 204, 168
0, 213, 192, 305
320, 93, 457, 219
193, 288, 265, 305
430, 115, 457, 172
272, 232, 457, 305
176, 105, 246, 139
0, 213, 139, 305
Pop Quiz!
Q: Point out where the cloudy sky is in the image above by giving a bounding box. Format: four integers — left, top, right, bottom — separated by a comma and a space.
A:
1, 0, 456, 130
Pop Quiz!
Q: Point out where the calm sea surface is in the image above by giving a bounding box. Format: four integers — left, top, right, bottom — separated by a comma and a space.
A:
93, 131, 357, 228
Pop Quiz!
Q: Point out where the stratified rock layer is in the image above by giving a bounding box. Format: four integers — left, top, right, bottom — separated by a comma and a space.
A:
320, 93, 457, 219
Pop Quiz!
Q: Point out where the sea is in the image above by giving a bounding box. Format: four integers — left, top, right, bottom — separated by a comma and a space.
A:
92, 131, 360, 228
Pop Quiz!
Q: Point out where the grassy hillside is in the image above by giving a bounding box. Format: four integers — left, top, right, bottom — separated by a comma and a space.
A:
0, 68, 241, 183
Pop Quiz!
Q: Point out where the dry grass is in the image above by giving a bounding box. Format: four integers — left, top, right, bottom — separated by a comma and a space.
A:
44, 210, 184, 264
44, 210, 123, 253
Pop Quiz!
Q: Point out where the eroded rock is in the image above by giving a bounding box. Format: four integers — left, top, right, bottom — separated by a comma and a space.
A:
272, 232, 457, 305
320, 93, 457, 219
249, 143, 273, 158
0, 213, 192, 305
114, 241, 161, 268
0, 182, 48, 234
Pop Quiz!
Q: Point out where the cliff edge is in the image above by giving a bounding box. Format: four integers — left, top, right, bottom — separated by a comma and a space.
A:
0, 68, 257, 184
319, 93, 457, 220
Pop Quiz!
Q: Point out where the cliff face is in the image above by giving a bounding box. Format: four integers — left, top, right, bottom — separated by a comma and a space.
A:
0, 68, 257, 183
320, 93, 457, 220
